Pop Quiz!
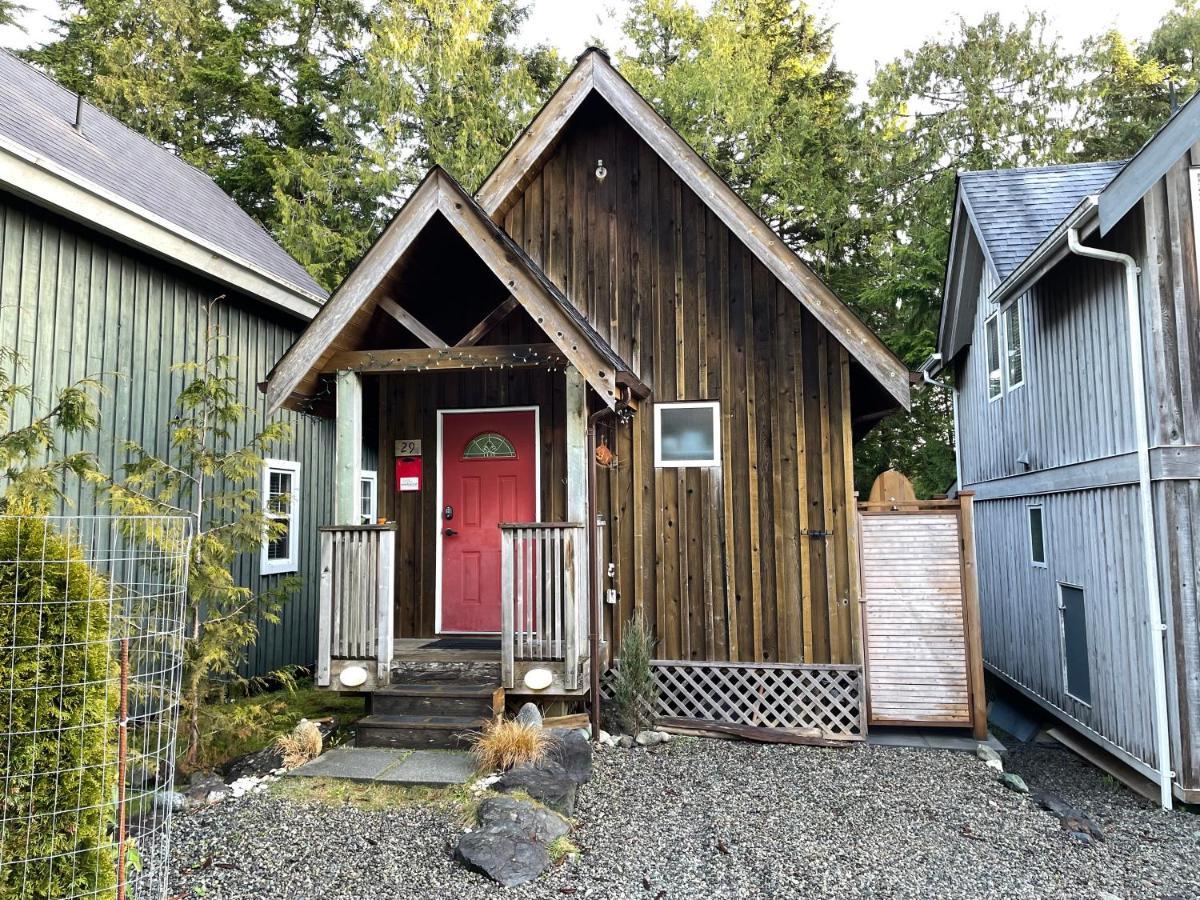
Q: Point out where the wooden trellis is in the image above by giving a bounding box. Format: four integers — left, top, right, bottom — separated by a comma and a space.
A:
602, 660, 866, 741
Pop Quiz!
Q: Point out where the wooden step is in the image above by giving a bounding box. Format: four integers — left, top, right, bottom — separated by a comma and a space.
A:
356, 714, 485, 750
371, 681, 501, 718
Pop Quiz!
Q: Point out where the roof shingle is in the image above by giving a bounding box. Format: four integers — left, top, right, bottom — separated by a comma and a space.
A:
959, 160, 1126, 280
0, 50, 326, 304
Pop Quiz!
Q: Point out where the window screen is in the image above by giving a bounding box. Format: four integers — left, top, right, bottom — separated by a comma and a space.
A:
985, 315, 1002, 400
1028, 506, 1045, 566
261, 460, 300, 574
655, 402, 720, 467
1060, 585, 1091, 704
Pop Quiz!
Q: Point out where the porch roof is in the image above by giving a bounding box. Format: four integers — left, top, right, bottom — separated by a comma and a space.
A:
264, 167, 645, 414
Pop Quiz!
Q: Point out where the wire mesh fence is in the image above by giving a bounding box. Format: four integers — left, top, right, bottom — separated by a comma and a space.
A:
0, 515, 191, 900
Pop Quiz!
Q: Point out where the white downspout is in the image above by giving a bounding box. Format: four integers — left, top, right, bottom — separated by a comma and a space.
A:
1066, 227, 1174, 809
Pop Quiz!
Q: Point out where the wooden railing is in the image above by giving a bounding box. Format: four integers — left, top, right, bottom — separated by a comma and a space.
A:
316, 524, 395, 691
499, 523, 587, 690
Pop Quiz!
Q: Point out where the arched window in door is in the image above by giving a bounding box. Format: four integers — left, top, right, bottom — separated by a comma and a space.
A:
463, 432, 517, 459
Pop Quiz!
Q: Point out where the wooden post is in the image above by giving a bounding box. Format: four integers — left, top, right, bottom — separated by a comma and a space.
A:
958, 491, 988, 741
565, 366, 588, 683
335, 371, 363, 525
501, 527, 515, 689
317, 530, 333, 686
564, 530, 578, 690
376, 527, 395, 686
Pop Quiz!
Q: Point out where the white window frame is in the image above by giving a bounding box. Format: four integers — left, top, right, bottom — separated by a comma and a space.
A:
1027, 504, 1047, 568
261, 458, 301, 575
1002, 299, 1025, 392
654, 400, 722, 468
359, 470, 378, 525
984, 313, 1003, 402
1057, 581, 1093, 708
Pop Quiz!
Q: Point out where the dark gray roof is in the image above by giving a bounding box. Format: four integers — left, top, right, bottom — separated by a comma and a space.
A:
0, 50, 326, 303
959, 160, 1126, 280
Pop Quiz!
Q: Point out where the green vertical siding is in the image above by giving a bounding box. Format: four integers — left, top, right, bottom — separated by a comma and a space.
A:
0, 191, 334, 676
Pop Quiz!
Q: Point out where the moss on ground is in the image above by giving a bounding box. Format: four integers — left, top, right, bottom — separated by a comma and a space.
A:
270, 774, 479, 813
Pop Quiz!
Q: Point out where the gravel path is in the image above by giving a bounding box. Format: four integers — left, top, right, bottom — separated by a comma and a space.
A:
169, 738, 1200, 899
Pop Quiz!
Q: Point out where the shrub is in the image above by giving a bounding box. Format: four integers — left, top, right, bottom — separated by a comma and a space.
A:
613, 611, 657, 735
470, 717, 549, 772
0, 514, 118, 900
275, 719, 323, 769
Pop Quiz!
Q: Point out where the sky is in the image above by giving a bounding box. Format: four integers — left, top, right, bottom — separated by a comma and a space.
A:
0, 0, 1184, 87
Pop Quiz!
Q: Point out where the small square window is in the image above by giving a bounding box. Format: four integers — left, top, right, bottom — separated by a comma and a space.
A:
261, 459, 300, 575
1028, 505, 1046, 567
1058, 583, 1091, 705
360, 470, 378, 525
654, 401, 720, 467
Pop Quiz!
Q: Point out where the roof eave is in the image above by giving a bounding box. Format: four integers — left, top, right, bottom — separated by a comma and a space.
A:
0, 137, 325, 320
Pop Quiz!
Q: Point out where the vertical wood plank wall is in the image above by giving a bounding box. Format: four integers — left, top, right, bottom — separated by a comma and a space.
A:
0, 191, 335, 676
495, 95, 859, 665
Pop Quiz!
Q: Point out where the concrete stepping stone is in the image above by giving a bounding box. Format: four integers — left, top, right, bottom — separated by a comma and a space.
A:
288, 747, 476, 786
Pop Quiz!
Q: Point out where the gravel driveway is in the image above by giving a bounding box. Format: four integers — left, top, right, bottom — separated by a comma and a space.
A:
169, 738, 1200, 899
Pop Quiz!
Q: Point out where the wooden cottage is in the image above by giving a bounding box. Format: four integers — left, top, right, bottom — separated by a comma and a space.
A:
266, 49, 910, 745
937, 94, 1200, 805
0, 50, 335, 675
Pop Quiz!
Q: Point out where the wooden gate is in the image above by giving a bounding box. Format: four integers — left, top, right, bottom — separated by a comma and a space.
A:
857, 482, 986, 738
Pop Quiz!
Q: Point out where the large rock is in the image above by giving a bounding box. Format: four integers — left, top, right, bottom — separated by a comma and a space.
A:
998, 772, 1028, 794
475, 795, 570, 844
184, 773, 232, 807
456, 825, 550, 888
515, 702, 543, 729
547, 728, 593, 784
497, 762, 577, 815
1034, 792, 1106, 843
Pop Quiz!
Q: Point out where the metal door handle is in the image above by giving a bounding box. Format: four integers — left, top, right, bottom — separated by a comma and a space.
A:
444, 528, 458, 537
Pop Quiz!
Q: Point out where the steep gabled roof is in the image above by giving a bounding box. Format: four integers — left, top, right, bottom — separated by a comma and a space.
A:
476, 48, 911, 410
959, 161, 1124, 281
0, 50, 325, 317
264, 168, 642, 412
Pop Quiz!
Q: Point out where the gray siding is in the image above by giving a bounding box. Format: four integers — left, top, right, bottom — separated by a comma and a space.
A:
956, 223, 1139, 487
0, 191, 334, 675
975, 490, 1158, 770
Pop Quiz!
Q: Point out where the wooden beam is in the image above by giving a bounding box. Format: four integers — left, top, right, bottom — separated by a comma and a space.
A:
456, 295, 520, 346
377, 295, 447, 348
334, 370, 363, 525
565, 366, 588, 690
324, 343, 567, 374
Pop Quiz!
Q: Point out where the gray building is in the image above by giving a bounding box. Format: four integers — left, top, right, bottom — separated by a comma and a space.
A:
937, 99, 1200, 806
0, 50, 337, 674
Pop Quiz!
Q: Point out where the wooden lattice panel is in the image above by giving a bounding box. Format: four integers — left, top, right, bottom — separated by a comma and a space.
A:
602, 660, 866, 741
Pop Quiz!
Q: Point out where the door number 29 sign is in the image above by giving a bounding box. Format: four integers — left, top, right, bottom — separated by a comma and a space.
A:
395, 439, 422, 492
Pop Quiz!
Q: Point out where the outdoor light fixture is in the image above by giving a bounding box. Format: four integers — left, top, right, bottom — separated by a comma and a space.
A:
524, 667, 553, 691
595, 159, 607, 182
339, 665, 367, 688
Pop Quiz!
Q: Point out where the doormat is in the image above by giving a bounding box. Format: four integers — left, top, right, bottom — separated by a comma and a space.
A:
421, 637, 501, 651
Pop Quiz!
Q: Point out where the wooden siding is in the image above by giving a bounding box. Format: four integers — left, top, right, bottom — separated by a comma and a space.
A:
0, 191, 334, 675
956, 225, 1139, 487
495, 95, 858, 664
975, 489, 1158, 770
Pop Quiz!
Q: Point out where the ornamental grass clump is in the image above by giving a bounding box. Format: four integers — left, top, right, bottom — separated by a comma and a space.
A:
471, 717, 549, 772
275, 718, 323, 769
0, 513, 119, 900
613, 611, 657, 735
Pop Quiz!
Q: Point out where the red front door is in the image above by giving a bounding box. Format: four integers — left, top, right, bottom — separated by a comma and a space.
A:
439, 409, 538, 633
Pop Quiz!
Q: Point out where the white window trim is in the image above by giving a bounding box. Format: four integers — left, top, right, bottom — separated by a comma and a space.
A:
654, 400, 722, 468
1056, 581, 1093, 708
261, 458, 301, 576
984, 313, 1003, 403
1003, 299, 1025, 393
1028, 504, 1047, 568
360, 470, 378, 525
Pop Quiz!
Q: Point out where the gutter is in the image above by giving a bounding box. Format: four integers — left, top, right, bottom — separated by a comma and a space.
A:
1065, 228, 1175, 810
990, 197, 1100, 306
0, 137, 325, 320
